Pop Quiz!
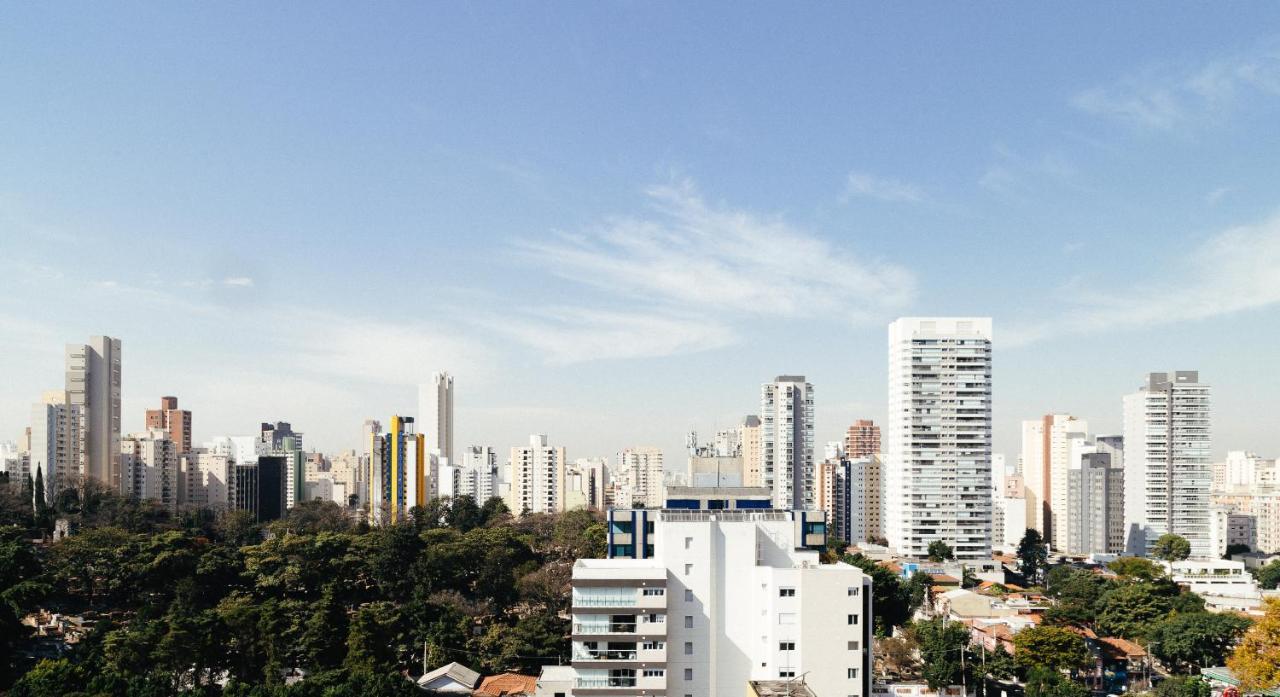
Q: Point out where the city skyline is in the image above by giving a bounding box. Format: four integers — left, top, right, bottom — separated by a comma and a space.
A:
5, 6, 1280, 463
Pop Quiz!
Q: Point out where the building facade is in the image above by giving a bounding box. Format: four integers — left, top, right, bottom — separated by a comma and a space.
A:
739, 416, 763, 488
120, 429, 180, 512
65, 336, 121, 491
367, 416, 427, 525
761, 377, 815, 510
1123, 371, 1212, 558
886, 318, 993, 560
1020, 414, 1088, 551
507, 434, 566, 515
618, 447, 665, 509
419, 371, 455, 466
1066, 451, 1125, 557
844, 420, 881, 459
145, 396, 192, 454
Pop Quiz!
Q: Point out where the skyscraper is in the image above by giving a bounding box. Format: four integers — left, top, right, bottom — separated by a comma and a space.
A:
120, 429, 180, 512
1123, 371, 1212, 558
65, 336, 121, 490
1020, 414, 1088, 550
367, 415, 427, 525
29, 391, 82, 499
618, 446, 665, 509
458, 445, 500, 503
739, 415, 763, 487
419, 371, 455, 466
844, 419, 881, 459
507, 434, 566, 515
1066, 441, 1125, 557
145, 396, 192, 453
761, 376, 814, 510
887, 317, 993, 560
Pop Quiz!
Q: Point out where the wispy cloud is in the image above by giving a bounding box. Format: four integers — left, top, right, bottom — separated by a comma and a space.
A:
1206, 187, 1231, 205
1005, 210, 1280, 345
1072, 46, 1280, 131
481, 307, 736, 365
842, 171, 926, 203
223, 276, 254, 287
979, 145, 1078, 196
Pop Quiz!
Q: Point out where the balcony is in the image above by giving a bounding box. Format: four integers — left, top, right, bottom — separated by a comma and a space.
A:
577, 677, 637, 688
574, 622, 638, 634
574, 649, 639, 661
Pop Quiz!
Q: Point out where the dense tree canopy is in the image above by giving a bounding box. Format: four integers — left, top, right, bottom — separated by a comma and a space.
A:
1017, 530, 1048, 586
1152, 534, 1192, 562
1228, 597, 1280, 692
1147, 612, 1252, 674
0, 484, 603, 697
1011, 626, 1091, 674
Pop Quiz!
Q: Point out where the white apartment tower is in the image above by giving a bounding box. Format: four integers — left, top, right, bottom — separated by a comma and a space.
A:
619, 447, 665, 509
65, 336, 122, 491
1123, 371, 1212, 558
419, 371, 455, 466
507, 434, 566, 515
459, 445, 500, 503
887, 317, 993, 560
29, 391, 83, 499
571, 509, 872, 697
120, 429, 180, 512
761, 377, 815, 510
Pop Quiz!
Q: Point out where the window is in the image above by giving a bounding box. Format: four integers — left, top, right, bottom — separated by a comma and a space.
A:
554, 693, 565, 697
847, 586, 859, 596
779, 641, 795, 651
646, 613, 664, 623
643, 669, 665, 677
684, 563, 693, 575
684, 589, 694, 602
642, 588, 664, 596
642, 641, 664, 650
847, 614, 858, 625
779, 670, 796, 678
847, 640, 860, 650
684, 536, 692, 549
848, 668, 859, 679
684, 642, 693, 655
684, 615, 694, 629
684, 668, 693, 681
779, 587, 796, 597
778, 613, 796, 625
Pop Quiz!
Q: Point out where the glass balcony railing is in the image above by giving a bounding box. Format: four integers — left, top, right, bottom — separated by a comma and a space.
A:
574, 623, 637, 634
572, 595, 637, 607
573, 649, 639, 661
576, 678, 637, 688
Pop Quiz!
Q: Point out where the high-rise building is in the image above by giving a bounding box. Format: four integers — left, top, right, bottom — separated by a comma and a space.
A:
995, 473, 1027, 551
236, 454, 286, 522
618, 447, 665, 509
1123, 371, 1212, 558
761, 376, 815, 510
29, 391, 82, 499
65, 336, 121, 491
565, 458, 609, 511
1066, 443, 1125, 557
1213, 451, 1276, 493
572, 508, 871, 697
865, 454, 883, 541
1020, 414, 1089, 550
419, 371, 455, 466
145, 396, 192, 454
458, 445, 501, 503
367, 416, 427, 525
886, 317, 993, 560
507, 434, 566, 515
185, 446, 234, 510
739, 415, 763, 487
120, 429, 180, 512
844, 420, 881, 460
818, 457, 869, 545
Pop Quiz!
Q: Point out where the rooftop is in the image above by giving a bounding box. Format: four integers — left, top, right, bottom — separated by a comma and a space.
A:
750, 680, 818, 697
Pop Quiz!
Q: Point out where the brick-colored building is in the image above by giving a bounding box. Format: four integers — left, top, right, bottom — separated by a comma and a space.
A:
145, 396, 192, 454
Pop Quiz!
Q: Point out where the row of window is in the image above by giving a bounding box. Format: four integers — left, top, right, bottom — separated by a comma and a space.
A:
775, 586, 861, 598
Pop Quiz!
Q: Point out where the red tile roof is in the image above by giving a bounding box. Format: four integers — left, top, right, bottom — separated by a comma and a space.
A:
477, 673, 538, 697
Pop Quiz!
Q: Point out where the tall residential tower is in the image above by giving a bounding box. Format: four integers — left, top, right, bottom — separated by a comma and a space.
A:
761, 376, 815, 510
65, 336, 122, 490
419, 371, 455, 466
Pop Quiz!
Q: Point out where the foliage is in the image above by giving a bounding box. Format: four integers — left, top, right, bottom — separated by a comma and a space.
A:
844, 553, 911, 634
1108, 556, 1167, 581
1152, 534, 1192, 562
1148, 612, 1251, 674
1012, 625, 1091, 673
1017, 529, 1048, 585
908, 618, 969, 691
1253, 560, 1280, 590
1223, 543, 1251, 559
1024, 667, 1090, 697
874, 634, 921, 678
905, 571, 933, 615
1096, 581, 1176, 639
1227, 597, 1280, 692
1153, 675, 1212, 697
927, 540, 954, 562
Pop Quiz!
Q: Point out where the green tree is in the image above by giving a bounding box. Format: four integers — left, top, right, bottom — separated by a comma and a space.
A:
1154, 675, 1212, 697
301, 586, 350, 670
7, 658, 83, 697
479, 496, 510, 524
1108, 556, 1167, 581
927, 540, 954, 562
910, 618, 969, 691
1024, 667, 1090, 697
1153, 534, 1192, 562
1017, 529, 1048, 585
1096, 582, 1175, 639
1223, 543, 1251, 559
1229, 597, 1280, 692
906, 571, 933, 615
1253, 560, 1280, 590
1148, 612, 1252, 674
844, 553, 910, 633
1012, 625, 1092, 674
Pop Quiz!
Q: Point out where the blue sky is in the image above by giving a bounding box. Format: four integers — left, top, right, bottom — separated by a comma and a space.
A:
3, 4, 1280, 464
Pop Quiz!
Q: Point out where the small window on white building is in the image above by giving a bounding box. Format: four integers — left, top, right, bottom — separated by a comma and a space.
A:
684, 536, 692, 549
642, 588, 664, 596
642, 641, 664, 650
848, 668, 859, 679
779, 587, 796, 597
684, 668, 693, 681
847, 614, 858, 625
778, 613, 796, 625
685, 589, 693, 601
643, 669, 665, 677
684, 641, 693, 655
779, 670, 796, 678
848, 586, 859, 596
779, 641, 795, 651
848, 640, 860, 650
685, 563, 693, 575
684, 615, 694, 628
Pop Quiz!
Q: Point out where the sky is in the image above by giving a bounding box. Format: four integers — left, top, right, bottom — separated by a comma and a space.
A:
3, 4, 1280, 467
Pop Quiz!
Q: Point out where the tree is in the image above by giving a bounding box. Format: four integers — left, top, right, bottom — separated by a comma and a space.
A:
1228, 597, 1280, 692
962, 566, 980, 589
301, 586, 349, 670
1152, 534, 1192, 562
1024, 667, 1090, 697
1096, 582, 1175, 639
844, 553, 910, 633
1253, 560, 1280, 590
1154, 675, 1212, 697
927, 540, 954, 562
874, 634, 921, 678
906, 571, 934, 616
1108, 556, 1167, 581
910, 618, 969, 691
1012, 626, 1092, 674
1017, 529, 1048, 585
1148, 612, 1251, 674
1224, 543, 1251, 559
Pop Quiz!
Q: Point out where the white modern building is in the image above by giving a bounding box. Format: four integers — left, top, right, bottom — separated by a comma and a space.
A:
571, 508, 872, 697
618, 447, 665, 509
185, 448, 234, 509
761, 376, 815, 510
120, 429, 180, 512
458, 445, 500, 503
65, 336, 122, 491
29, 390, 82, 499
507, 434, 566, 515
1123, 371, 1212, 558
886, 318, 993, 560
419, 371, 455, 467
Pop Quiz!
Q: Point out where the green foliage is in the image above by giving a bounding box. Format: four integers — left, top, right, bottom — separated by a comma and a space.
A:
1224, 543, 1251, 559
1152, 534, 1193, 562
843, 553, 911, 634
1154, 675, 1213, 697
1024, 667, 1090, 697
1253, 560, 1280, 590
1108, 556, 1167, 581
927, 540, 954, 562
905, 571, 933, 615
1012, 625, 1092, 673
1096, 581, 1176, 639
909, 618, 970, 691
1017, 529, 1048, 585
1147, 612, 1252, 674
